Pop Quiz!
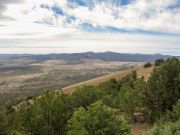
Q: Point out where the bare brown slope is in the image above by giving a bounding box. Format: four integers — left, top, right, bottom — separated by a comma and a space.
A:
62, 65, 154, 94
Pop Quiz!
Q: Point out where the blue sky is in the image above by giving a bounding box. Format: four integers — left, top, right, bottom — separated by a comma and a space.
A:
0, 0, 179, 55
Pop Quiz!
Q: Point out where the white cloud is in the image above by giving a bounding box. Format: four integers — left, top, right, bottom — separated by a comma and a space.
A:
0, 0, 179, 39
0, 0, 179, 54
65, 0, 180, 33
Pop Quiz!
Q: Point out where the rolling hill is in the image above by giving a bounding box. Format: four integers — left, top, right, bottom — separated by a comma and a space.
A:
62, 64, 154, 94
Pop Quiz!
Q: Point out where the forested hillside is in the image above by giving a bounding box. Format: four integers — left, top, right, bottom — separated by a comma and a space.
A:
0, 57, 179, 135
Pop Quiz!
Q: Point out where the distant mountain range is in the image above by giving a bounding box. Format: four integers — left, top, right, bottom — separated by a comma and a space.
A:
0, 52, 179, 62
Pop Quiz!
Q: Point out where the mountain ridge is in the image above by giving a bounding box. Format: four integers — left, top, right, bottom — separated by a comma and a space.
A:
0, 52, 178, 62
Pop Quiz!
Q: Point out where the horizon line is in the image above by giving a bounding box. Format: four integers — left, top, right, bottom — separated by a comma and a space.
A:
0, 51, 179, 57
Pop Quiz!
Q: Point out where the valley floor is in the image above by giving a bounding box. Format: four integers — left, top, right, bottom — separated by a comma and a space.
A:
0, 58, 140, 106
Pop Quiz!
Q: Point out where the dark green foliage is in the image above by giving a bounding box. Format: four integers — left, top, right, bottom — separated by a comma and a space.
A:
0, 107, 23, 135
71, 86, 102, 108
21, 87, 103, 135
155, 59, 164, 66
114, 79, 147, 115
102, 95, 115, 107
110, 78, 118, 84
0, 109, 8, 135
51, 93, 74, 135
144, 62, 152, 68
67, 107, 88, 135
67, 101, 130, 135
100, 71, 137, 98
172, 100, 180, 119
100, 78, 120, 96
145, 57, 180, 121
100, 71, 145, 115
118, 73, 135, 88
22, 92, 56, 135
132, 70, 137, 80
22, 92, 74, 135
168, 100, 180, 122
114, 84, 137, 114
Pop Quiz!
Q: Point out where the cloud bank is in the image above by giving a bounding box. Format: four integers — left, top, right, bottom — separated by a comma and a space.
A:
0, 0, 179, 54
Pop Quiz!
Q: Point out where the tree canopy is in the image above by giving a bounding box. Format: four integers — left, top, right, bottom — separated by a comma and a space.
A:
145, 57, 180, 120
67, 101, 130, 135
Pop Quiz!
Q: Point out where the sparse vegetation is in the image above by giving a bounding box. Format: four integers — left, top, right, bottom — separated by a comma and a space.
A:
144, 98, 180, 135
0, 58, 138, 107
145, 120, 180, 135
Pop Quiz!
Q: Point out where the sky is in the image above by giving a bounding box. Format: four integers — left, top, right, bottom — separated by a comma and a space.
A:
0, 0, 180, 55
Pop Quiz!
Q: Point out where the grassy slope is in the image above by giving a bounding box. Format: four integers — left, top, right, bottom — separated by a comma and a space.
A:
62, 64, 154, 94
